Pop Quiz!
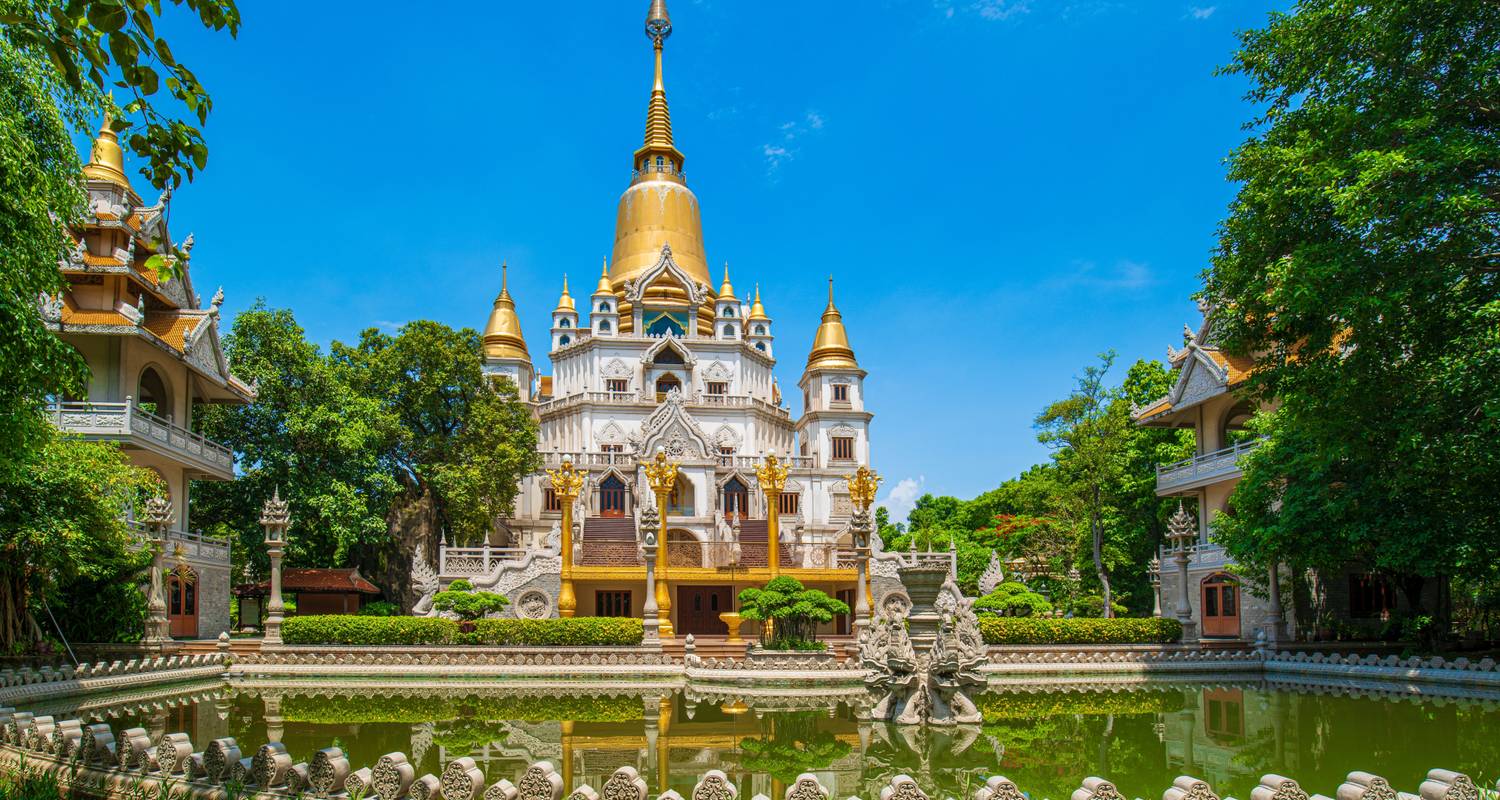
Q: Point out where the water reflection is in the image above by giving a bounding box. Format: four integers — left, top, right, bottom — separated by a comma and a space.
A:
42, 682, 1500, 800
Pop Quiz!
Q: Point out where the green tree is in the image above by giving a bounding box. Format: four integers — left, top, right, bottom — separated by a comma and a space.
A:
1, 0, 238, 480
1201, 0, 1500, 622
0, 433, 157, 652
1035, 352, 1131, 617
737, 576, 849, 649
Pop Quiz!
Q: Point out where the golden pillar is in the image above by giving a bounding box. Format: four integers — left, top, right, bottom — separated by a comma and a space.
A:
642, 448, 680, 637
547, 459, 588, 618
847, 465, 883, 623
657, 695, 673, 793
560, 719, 575, 794
756, 452, 790, 577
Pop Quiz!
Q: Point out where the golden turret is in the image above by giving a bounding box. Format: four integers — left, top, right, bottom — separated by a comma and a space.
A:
806, 278, 859, 370
718, 263, 737, 302
483, 263, 530, 361
748, 285, 769, 321
554, 275, 575, 313
610, 0, 711, 331
595, 259, 613, 295
82, 114, 131, 188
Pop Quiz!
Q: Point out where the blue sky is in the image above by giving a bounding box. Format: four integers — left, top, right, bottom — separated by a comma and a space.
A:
133, 0, 1282, 520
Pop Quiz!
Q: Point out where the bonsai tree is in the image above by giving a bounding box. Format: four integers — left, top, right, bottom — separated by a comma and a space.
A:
972, 581, 1053, 617
432, 579, 510, 621
737, 576, 849, 650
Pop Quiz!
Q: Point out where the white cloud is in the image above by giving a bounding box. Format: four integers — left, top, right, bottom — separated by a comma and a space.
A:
1047, 259, 1153, 291
936, 0, 1031, 21
374, 319, 404, 332
877, 476, 926, 524
761, 110, 826, 174
1187, 5, 1216, 19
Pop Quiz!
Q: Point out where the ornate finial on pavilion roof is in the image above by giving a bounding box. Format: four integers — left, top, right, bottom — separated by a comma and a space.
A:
718, 262, 737, 301
748, 284, 768, 321
638, 0, 680, 160
807, 277, 859, 370
82, 111, 131, 188
645, 0, 672, 43
555, 274, 575, 313
595, 258, 613, 295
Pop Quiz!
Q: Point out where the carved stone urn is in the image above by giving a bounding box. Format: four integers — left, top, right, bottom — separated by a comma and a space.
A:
898, 563, 949, 651
718, 611, 744, 643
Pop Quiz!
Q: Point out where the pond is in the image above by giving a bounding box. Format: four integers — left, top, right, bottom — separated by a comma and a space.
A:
32, 680, 1500, 800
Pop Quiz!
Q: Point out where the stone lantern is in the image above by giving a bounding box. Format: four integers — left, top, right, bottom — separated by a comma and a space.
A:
259, 488, 291, 645
1148, 556, 1162, 617
1165, 503, 1199, 642
142, 495, 174, 646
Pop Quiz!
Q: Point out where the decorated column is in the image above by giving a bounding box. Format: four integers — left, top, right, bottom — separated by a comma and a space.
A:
642, 448, 679, 637
548, 458, 588, 618
640, 504, 661, 644
1149, 557, 1163, 617
260, 488, 291, 645
142, 496, 174, 646
1266, 560, 1285, 647
756, 451, 790, 577
847, 465, 882, 633
1165, 503, 1199, 643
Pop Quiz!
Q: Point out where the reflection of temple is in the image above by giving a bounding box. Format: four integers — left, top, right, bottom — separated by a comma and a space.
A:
435, 0, 893, 636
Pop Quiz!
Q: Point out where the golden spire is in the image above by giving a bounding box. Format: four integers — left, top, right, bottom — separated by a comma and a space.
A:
806, 277, 859, 370
82, 112, 130, 187
594, 258, 613, 295
641, 0, 676, 155
748, 284, 769, 321
554, 274, 575, 313
483, 262, 530, 361
718, 262, 737, 301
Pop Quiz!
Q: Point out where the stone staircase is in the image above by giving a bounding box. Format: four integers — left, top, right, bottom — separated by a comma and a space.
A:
580, 517, 643, 566
660, 636, 750, 662
176, 637, 261, 655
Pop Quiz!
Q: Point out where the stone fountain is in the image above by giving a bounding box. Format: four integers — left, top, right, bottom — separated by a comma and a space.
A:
858, 560, 986, 726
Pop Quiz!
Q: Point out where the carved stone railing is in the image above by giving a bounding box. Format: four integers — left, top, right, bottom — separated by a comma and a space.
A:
47, 401, 235, 478
0, 713, 1486, 800
1155, 437, 1262, 493
440, 545, 529, 577
126, 520, 232, 561
0, 655, 225, 705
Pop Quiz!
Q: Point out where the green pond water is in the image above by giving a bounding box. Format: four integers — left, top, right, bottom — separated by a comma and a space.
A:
33, 681, 1500, 800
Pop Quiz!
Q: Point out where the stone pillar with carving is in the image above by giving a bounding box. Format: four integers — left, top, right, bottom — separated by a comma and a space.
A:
640, 504, 661, 644
756, 451, 790, 578
847, 465, 882, 635
260, 488, 291, 645
1165, 503, 1199, 644
642, 448, 679, 637
1149, 556, 1163, 617
1266, 560, 1285, 648
548, 458, 588, 618
143, 496, 174, 646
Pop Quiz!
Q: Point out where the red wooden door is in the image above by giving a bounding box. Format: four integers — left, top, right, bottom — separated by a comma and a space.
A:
1201, 576, 1239, 638
600, 476, 627, 518
677, 586, 731, 636
168, 571, 198, 638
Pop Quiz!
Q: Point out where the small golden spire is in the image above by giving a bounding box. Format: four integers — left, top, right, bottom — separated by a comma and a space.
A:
82, 112, 130, 188
634, 0, 684, 170
718, 262, 737, 301
483, 262, 529, 361
554, 274, 575, 313
807, 277, 858, 370
748, 284, 769, 321
595, 258, 613, 295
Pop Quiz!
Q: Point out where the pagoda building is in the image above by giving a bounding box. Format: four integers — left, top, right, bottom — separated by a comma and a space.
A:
41, 116, 254, 640
464, 0, 881, 638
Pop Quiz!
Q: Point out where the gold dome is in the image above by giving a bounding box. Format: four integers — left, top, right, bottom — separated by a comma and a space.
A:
718, 262, 737, 302
483, 263, 530, 362
609, 1, 711, 299
553, 275, 575, 314
806, 279, 859, 370
594, 259, 613, 295
82, 114, 130, 188
748, 284, 769, 322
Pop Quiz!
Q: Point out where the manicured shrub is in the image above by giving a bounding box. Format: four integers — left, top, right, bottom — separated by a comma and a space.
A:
470, 617, 643, 646
738, 576, 848, 650
282, 615, 458, 645
972, 582, 1053, 617
979, 616, 1182, 645
358, 601, 400, 617
432, 588, 509, 620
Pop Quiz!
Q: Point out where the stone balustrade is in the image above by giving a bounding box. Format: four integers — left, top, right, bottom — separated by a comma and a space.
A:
0, 655, 225, 705
0, 711, 1488, 800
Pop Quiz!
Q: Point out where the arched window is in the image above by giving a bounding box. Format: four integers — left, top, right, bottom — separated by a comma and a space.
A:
755, 342, 766, 352
559, 335, 571, 347
645, 312, 686, 337
1220, 402, 1257, 447
754, 324, 766, 335
598, 320, 612, 332
653, 345, 685, 365
560, 318, 571, 328
600, 475, 627, 517
137, 366, 173, 420
722, 478, 748, 518
655, 373, 681, 400
666, 475, 694, 516
723, 306, 736, 317
598, 301, 611, 313
655, 156, 664, 169
722, 325, 736, 339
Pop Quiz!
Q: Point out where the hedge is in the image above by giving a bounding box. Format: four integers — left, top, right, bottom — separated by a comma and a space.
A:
979, 617, 1182, 645
282, 615, 458, 645
469, 617, 643, 646
280, 615, 644, 646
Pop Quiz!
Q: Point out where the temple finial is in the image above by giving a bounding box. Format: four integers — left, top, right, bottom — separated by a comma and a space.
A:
645, 0, 672, 43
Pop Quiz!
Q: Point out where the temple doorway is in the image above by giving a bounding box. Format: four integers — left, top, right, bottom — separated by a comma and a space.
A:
677, 585, 731, 636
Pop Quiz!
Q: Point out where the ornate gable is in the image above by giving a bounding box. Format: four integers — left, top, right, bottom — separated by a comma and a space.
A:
702, 360, 731, 381
1168, 345, 1231, 409
622, 244, 711, 307
632, 388, 713, 460
602, 358, 632, 378
596, 421, 628, 446
641, 334, 696, 368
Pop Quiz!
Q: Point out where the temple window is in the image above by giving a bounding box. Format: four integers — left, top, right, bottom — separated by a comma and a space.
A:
723, 306, 736, 317
831, 436, 854, 461
831, 384, 849, 404
655, 373, 682, 401
598, 320, 611, 332
544, 488, 562, 512
598, 301, 611, 312
596, 590, 632, 617
666, 475, 695, 516
755, 342, 766, 352
754, 324, 766, 335
559, 335, 571, 346
560, 319, 571, 328
606, 378, 628, 393
600, 444, 624, 454
707, 381, 727, 395
137, 366, 173, 421
645, 311, 687, 337
722, 324, 736, 339
778, 491, 800, 516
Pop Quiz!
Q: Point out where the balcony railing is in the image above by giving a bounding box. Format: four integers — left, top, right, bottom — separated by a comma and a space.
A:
1155, 438, 1263, 493
538, 451, 814, 470
48, 401, 235, 478
440, 545, 529, 577
537, 390, 788, 418
126, 520, 231, 562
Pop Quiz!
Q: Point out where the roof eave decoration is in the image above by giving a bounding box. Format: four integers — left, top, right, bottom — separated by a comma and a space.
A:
622, 243, 711, 306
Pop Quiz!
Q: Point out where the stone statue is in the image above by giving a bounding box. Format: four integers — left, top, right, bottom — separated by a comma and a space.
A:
410, 550, 440, 616
859, 586, 986, 726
